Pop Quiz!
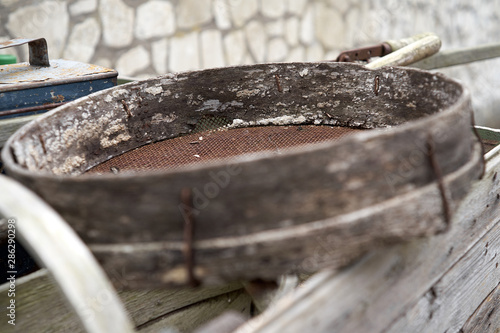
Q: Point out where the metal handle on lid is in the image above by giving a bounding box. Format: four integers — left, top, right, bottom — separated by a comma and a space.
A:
0, 37, 50, 67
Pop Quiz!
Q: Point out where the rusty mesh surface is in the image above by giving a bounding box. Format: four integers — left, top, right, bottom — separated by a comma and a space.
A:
87, 125, 362, 174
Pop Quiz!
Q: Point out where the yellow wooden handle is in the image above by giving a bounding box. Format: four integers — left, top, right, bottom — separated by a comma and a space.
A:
367, 33, 441, 69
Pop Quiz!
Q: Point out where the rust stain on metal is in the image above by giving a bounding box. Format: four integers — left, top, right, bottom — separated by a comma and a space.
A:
51, 93, 65, 103
0, 40, 15, 47
0, 101, 68, 117
336, 42, 392, 62
0, 38, 50, 67
28, 38, 50, 67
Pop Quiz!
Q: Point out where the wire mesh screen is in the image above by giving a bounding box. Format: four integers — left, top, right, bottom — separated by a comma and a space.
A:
192, 115, 232, 133
87, 124, 362, 174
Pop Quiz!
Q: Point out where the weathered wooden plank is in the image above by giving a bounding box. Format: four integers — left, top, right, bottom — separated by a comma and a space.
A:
137, 289, 251, 333
0, 174, 134, 333
460, 283, 500, 332
0, 268, 244, 332
120, 282, 244, 326
0, 270, 82, 333
235, 147, 500, 333
385, 218, 500, 332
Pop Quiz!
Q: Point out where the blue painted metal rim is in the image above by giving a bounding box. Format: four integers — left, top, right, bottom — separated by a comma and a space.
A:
0, 70, 118, 93
0, 78, 116, 119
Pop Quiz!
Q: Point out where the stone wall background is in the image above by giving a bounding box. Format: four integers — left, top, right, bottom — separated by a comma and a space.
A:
0, 0, 499, 127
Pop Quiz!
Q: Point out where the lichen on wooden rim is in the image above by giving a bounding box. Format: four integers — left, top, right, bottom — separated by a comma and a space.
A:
1, 62, 484, 287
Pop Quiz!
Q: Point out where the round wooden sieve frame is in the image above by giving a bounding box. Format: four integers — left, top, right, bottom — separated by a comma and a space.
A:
2, 62, 484, 287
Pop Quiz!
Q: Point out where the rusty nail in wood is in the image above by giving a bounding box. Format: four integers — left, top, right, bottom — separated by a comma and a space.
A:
426, 133, 451, 228
39, 134, 46, 154
121, 100, 132, 118
181, 187, 200, 287
274, 74, 283, 93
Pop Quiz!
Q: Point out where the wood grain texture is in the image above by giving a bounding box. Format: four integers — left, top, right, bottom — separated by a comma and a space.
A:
386, 219, 500, 332
0, 268, 246, 332
1, 62, 484, 287
138, 289, 251, 333
460, 283, 500, 332
120, 282, 244, 326
0, 270, 83, 333
235, 149, 500, 333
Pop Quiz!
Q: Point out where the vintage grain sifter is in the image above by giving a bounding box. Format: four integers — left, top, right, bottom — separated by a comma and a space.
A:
0, 33, 499, 333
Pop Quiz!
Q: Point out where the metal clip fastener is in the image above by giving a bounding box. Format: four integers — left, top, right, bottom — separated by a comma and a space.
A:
0, 38, 50, 67
180, 187, 200, 287
336, 43, 392, 62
